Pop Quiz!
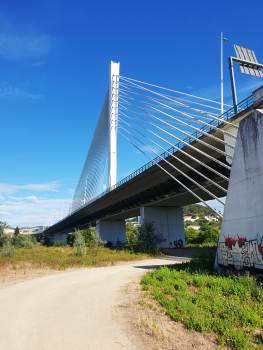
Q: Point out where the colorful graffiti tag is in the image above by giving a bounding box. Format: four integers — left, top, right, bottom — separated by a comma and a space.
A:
217, 234, 263, 274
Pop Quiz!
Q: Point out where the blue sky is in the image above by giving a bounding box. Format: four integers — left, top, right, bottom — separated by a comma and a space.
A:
0, 0, 262, 227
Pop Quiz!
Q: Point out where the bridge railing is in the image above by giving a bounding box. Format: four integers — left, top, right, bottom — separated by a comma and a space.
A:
52, 94, 253, 225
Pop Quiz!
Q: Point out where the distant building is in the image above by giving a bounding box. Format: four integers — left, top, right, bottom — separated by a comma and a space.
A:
4, 228, 14, 236
186, 225, 200, 230
183, 216, 199, 222
204, 216, 218, 221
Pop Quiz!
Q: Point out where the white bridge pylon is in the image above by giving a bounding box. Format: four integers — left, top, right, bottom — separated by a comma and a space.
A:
108, 61, 120, 188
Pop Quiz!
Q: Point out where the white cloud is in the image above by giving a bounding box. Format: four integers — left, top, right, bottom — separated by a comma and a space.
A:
32, 62, 45, 67
0, 211, 12, 217
25, 196, 38, 203
0, 83, 43, 100
0, 196, 5, 201
0, 33, 52, 60
0, 182, 61, 195
0, 197, 72, 227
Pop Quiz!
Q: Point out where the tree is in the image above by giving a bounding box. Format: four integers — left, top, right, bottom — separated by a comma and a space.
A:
14, 226, 20, 236
185, 227, 200, 244
137, 220, 165, 252
126, 221, 138, 244
82, 227, 97, 247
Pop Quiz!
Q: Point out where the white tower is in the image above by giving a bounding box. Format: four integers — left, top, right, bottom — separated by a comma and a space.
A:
108, 61, 120, 188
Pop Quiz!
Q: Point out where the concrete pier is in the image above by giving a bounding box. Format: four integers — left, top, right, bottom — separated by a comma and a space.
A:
54, 233, 67, 244
140, 206, 185, 248
96, 219, 126, 245
215, 109, 263, 274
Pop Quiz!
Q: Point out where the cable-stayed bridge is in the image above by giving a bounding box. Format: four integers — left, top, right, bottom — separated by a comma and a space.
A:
44, 61, 263, 247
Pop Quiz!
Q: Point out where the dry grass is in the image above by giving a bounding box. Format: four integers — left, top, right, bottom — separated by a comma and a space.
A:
119, 274, 227, 350
0, 264, 64, 288
0, 246, 154, 287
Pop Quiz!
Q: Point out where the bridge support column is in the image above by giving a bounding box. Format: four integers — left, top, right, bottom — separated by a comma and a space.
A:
96, 219, 126, 245
140, 206, 185, 248
215, 109, 263, 274
54, 233, 67, 244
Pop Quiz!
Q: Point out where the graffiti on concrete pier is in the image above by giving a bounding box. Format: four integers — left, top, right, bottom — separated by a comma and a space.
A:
217, 234, 263, 273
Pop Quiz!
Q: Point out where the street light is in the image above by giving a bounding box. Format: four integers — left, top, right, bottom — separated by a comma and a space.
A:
217, 33, 228, 117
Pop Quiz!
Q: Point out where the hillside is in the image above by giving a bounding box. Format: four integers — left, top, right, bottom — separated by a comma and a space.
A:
183, 204, 216, 217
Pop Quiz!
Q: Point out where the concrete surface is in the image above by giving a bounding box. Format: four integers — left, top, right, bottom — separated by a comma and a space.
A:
140, 206, 185, 248
215, 110, 263, 273
0, 255, 191, 350
96, 219, 126, 244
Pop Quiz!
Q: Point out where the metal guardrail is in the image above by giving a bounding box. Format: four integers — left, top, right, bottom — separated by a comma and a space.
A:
49, 94, 253, 227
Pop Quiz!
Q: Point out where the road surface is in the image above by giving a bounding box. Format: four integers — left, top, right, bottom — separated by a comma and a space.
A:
0, 255, 190, 350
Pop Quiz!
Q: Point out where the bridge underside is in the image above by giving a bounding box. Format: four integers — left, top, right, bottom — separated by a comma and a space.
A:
43, 87, 263, 243
45, 126, 233, 236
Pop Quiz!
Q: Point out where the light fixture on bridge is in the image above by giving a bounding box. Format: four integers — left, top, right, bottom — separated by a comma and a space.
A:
217, 32, 228, 117
229, 45, 263, 113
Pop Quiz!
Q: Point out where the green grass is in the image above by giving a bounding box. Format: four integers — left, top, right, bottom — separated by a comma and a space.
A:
141, 247, 263, 350
0, 246, 155, 271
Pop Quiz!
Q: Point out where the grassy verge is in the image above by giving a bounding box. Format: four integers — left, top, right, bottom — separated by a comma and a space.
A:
140, 247, 263, 350
0, 246, 156, 271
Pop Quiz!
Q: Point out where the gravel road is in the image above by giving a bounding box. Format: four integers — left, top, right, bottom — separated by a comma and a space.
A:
0, 255, 190, 350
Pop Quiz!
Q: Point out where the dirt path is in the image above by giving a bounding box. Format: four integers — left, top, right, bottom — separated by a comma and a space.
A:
0, 256, 188, 350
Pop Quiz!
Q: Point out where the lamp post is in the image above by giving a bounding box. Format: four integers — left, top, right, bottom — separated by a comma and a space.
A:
217, 33, 228, 117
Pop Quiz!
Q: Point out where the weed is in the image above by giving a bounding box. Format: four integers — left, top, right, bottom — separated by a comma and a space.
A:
141, 247, 263, 350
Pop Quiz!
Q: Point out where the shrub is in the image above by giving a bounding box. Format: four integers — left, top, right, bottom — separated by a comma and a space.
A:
126, 222, 138, 244
0, 239, 14, 257
66, 233, 74, 246
185, 225, 220, 246
53, 241, 65, 247
137, 220, 165, 252
73, 230, 86, 256
12, 234, 37, 249
185, 227, 200, 244
201, 226, 220, 244
41, 235, 51, 247
82, 227, 97, 247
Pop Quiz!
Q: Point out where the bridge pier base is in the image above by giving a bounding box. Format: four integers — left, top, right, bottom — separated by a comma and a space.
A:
215, 109, 263, 274
54, 233, 67, 244
140, 206, 185, 248
96, 219, 126, 245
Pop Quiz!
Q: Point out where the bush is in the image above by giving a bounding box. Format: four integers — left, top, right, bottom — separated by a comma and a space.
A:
82, 227, 97, 247
73, 230, 86, 256
41, 235, 51, 247
185, 225, 220, 246
185, 227, 200, 244
137, 220, 165, 252
0, 239, 15, 257
53, 241, 65, 247
12, 234, 37, 249
126, 222, 138, 244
